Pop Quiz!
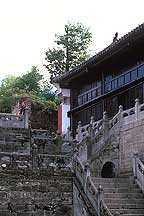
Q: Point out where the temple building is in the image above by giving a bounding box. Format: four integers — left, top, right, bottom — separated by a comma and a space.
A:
55, 23, 144, 134
53, 23, 144, 215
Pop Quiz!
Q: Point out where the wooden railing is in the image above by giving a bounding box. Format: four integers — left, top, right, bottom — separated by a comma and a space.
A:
77, 86, 102, 107
72, 63, 144, 108
105, 63, 144, 93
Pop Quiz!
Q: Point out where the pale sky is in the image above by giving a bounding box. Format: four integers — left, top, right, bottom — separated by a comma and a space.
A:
0, 0, 144, 82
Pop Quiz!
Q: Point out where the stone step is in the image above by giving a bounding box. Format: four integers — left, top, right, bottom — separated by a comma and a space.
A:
0, 186, 73, 193
0, 192, 72, 200
122, 215, 144, 216
104, 192, 144, 199
104, 198, 144, 204
120, 173, 133, 178
0, 175, 73, 181
0, 210, 44, 216
0, 211, 13, 216
0, 179, 73, 184
93, 181, 135, 187
110, 209, 144, 214
1, 183, 72, 187
103, 187, 141, 193
0, 176, 72, 181
92, 177, 130, 183
92, 177, 144, 214
107, 203, 144, 209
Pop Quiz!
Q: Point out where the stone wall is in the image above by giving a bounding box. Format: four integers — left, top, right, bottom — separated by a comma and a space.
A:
30, 103, 58, 133
120, 118, 144, 175
90, 131, 120, 177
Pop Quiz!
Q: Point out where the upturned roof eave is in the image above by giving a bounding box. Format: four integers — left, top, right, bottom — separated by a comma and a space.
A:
53, 23, 144, 85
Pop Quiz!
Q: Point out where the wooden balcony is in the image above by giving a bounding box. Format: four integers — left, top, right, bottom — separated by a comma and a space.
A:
72, 63, 144, 109
104, 63, 144, 93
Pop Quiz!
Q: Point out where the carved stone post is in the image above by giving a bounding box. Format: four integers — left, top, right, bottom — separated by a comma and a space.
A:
135, 98, 140, 120
118, 105, 123, 115
103, 111, 109, 137
24, 107, 29, 129
73, 148, 78, 172
76, 121, 82, 142
84, 163, 90, 193
98, 185, 103, 216
118, 105, 123, 125
87, 124, 93, 139
65, 126, 71, 140
115, 211, 120, 216
133, 153, 138, 179
32, 143, 38, 171
90, 116, 94, 125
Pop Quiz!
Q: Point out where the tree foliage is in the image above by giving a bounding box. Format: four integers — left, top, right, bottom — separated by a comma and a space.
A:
14, 66, 43, 93
44, 22, 92, 78
0, 66, 59, 113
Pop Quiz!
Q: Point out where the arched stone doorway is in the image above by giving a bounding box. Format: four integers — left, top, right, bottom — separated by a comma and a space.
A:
101, 162, 116, 178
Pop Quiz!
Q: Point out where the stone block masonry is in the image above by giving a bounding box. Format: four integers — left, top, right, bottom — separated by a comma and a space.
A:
0, 126, 73, 215
0, 168, 73, 215
120, 118, 144, 175
0, 127, 30, 154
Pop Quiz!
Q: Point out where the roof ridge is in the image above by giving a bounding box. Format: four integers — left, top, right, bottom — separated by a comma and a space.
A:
53, 22, 144, 83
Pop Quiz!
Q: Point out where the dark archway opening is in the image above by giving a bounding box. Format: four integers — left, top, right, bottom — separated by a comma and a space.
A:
101, 162, 116, 178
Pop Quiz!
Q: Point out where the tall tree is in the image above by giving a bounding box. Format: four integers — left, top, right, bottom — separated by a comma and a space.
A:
44, 22, 92, 78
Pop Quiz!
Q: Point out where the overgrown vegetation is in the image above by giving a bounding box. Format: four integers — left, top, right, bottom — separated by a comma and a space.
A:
0, 66, 60, 113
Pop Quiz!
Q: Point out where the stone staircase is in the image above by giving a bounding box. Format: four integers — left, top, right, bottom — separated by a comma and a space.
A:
0, 120, 74, 215
0, 169, 73, 215
0, 127, 30, 154
31, 129, 59, 154
92, 177, 144, 216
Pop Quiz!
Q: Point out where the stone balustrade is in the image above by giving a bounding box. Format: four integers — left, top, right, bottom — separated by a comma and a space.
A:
72, 99, 144, 216
76, 98, 144, 145
74, 155, 111, 216
122, 98, 144, 124
133, 153, 144, 193
76, 117, 103, 144
75, 106, 123, 163
73, 98, 144, 183
0, 108, 29, 129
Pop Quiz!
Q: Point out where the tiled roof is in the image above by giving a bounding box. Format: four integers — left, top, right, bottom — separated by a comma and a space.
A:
53, 23, 144, 84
